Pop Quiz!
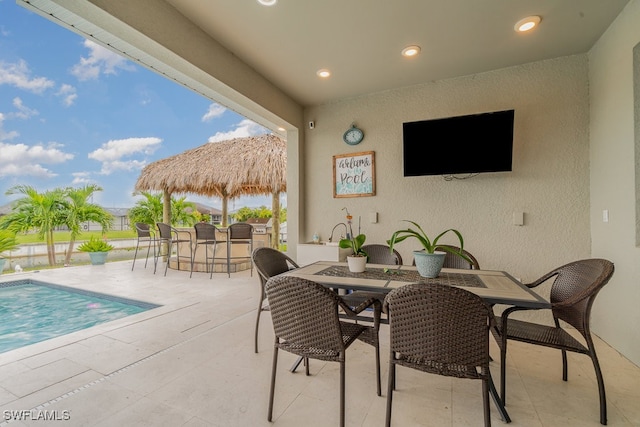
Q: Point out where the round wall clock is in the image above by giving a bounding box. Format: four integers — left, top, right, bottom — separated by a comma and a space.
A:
343, 125, 364, 145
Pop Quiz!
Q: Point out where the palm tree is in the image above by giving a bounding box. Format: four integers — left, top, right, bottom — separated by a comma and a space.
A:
61, 185, 114, 266
128, 192, 163, 227
0, 185, 66, 266
171, 196, 197, 226
129, 192, 198, 227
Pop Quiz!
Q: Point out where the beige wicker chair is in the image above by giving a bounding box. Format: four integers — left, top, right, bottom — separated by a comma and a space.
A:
265, 275, 381, 427
491, 258, 614, 425
384, 282, 495, 427
252, 247, 299, 353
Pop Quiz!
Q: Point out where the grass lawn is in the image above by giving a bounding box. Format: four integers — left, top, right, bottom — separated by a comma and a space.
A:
15, 230, 136, 244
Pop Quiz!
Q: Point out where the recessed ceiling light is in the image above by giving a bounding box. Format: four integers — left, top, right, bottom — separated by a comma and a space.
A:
257, 0, 277, 6
316, 69, 331, 78
402, 45, 421, 57
514, 15, 541, 32
277, 127, 285, 132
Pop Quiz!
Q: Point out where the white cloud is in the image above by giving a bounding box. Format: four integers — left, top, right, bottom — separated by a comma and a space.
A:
56, 84, 77, 107
202, 103, 226, 122
71, 171, 92, 184
10, 97, 38, 119
88, 136, 162, 175
0, 113, 19, 141
0, 59, 55, 93
99, 159, 147, 175
71, 40, 136, 81
207, 119, 268, 142
0, 141, 74, 178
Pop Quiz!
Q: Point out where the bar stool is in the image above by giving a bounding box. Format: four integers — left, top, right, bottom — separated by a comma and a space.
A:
226, 222, 253, 277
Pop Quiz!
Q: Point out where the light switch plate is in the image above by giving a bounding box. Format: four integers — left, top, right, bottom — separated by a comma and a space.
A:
513, 212, 524, 226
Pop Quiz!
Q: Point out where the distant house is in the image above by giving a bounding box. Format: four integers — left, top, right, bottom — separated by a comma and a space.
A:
82, 207, 131, 231
0, 202, 14, 216
189, 202, 223, 225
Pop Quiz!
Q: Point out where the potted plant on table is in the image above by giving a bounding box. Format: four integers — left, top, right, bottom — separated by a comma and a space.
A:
339, 233, 368, 273
0, 230, 19, 274
77, 235, 114, 265
388, 220, 470, 278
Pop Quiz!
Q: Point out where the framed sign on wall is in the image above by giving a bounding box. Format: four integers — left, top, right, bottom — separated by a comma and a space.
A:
333, 151, 376, 198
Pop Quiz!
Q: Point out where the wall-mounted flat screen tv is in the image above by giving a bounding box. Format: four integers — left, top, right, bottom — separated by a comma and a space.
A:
403, 109, 514, 176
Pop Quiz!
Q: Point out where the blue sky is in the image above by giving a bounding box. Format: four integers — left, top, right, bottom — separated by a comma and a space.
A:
0, 0, 274, 211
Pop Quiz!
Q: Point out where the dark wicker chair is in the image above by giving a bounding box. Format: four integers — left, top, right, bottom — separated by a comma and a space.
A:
155, 222, 192, 276
265, 276, 381, 427
343, 244, 403, 309
252, 247, 299, 353
226, 222, 253, 277
490, 258, 615, 425
361, 244, 403, 265
439, 244, 480, 269
384, 282, 495, 427
131, 222, 155, 271
190, 223, 225, 279
411, 244, 480, 270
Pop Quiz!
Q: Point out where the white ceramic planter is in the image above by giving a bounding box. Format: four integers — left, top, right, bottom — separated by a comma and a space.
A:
413, 250, 446, 278
346, 255, 367, 273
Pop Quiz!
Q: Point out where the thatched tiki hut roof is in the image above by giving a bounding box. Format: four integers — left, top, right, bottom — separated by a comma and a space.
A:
134, 134, 286, 248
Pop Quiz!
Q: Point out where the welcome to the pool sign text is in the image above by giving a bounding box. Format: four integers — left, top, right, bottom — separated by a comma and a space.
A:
333, 151, 376, 198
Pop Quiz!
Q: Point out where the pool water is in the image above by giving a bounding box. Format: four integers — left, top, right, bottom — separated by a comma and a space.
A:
0, 279, 160, 354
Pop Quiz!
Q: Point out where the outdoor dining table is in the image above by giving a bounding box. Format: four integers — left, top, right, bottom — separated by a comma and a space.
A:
277, 260, 552, 424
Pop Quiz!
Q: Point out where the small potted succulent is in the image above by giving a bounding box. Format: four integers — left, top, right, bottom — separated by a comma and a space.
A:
0, 230, 19, 274
388, 220, 470, 278
77, 235, 114, 265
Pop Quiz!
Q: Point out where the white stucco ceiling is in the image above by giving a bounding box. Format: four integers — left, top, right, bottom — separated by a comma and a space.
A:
162, 0, 630, 106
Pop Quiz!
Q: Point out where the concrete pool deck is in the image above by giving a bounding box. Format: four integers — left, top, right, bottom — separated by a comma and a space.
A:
0, 260, 639, 426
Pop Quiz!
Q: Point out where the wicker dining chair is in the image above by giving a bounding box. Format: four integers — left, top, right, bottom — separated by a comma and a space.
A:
438, 244, 480, 269
265, 276, 381, 427
490, 258, 614, 425
190, 223, 225, 278
131, 222, 155, 271
252, 247, 299, 353
411, 245, 480, 270
342, 244, 403, 312
384, 282, 495, 427
361, 243, 403, 265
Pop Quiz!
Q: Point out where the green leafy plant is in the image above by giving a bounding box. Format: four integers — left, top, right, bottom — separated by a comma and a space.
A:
387, 220, 471, 262
77, 236, 114, 252
0, 230, 19, 258
339, 233, 368, 257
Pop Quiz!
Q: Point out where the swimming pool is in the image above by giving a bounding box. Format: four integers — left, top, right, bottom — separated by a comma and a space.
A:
0, 279, 160, 354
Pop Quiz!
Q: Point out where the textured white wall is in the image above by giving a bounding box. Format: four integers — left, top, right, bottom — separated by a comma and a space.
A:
303, 55, 591, 284
589, 0, 640, 367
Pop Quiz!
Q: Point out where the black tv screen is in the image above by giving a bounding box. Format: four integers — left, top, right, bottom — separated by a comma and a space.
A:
403, 109, 514, 176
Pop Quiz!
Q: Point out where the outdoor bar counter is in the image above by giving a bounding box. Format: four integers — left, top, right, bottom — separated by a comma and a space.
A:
167, 226, 270, 274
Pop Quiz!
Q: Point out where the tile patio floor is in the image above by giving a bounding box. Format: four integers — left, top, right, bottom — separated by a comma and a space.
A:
0, 260, 639, 426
